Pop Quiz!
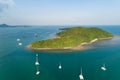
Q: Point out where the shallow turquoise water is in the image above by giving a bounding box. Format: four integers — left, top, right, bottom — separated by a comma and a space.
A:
0, 26, 120, 80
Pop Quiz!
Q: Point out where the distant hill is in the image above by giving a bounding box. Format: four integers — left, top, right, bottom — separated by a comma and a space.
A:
0, 24, 30, 28
0, 24, 12, 27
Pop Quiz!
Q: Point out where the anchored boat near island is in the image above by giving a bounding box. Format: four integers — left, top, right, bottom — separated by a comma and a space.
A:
18, 42, 22, 46
16, 38, 22, 46
36, 66, 40, 75
58, 63, 62, 69
35, 54, 40, 66
101, 64, 107, 71
17, 38, 20, 42
79, 68, 84, 80
35, 54, 40, 75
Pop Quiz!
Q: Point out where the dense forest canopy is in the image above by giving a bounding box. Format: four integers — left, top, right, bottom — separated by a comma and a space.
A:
31, 27, 113, 48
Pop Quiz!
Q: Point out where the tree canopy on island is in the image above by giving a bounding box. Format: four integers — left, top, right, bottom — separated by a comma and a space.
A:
31, 27, 113, 48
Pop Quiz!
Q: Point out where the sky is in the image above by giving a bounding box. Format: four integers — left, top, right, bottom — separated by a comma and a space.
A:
0, 0, 120, 25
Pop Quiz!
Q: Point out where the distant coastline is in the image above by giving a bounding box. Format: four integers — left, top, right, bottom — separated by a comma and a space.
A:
0, 24, 31, 28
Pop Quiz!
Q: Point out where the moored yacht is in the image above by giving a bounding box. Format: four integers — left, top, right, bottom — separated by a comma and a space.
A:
101, 64, 107, 71
35, 54, 39, 66
36, 66, 40, 75
17, 38, 20, 41
58, 63, 62, 69
79, 68, 84, 80
18, 42, 22, 46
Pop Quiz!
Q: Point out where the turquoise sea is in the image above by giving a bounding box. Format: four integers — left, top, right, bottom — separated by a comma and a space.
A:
0, 25, 120, 80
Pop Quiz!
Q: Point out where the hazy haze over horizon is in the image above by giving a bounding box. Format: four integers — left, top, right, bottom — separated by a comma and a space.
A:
0, 0, 120, 25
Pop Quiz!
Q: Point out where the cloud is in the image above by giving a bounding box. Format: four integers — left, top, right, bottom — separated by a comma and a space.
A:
0, 0, 14, 13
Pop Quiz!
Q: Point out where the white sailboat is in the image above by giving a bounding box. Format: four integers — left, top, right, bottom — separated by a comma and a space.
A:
58, 63, 62, 69
101, 64, 107, 71
36, 66, 40, 75
79, 68, 84, 80
18, 42, 22, 46
35, 54, 39, 66
36, 70, 40, 75
36, 54, 38, 57
17, 38, 20, 41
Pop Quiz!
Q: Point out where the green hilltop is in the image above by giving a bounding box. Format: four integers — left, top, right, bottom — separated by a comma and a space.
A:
31, 27, 113, 48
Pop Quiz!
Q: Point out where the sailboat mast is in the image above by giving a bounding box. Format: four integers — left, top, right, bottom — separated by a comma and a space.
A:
81, 68, 82, 75
103, 64, 105, 67
36, 54, 38, 62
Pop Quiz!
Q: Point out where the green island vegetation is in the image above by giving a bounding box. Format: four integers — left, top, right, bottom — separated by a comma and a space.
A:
31, 27, 113, 49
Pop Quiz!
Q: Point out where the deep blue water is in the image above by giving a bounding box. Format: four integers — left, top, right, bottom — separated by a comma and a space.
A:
0, 26, 120, 80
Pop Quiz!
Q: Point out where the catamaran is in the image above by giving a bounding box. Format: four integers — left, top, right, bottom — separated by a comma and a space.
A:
79, 68, 84, 80
101, 64, 107, 71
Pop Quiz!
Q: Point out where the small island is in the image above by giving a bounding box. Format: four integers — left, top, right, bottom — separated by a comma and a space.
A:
27, 27, 113, 51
